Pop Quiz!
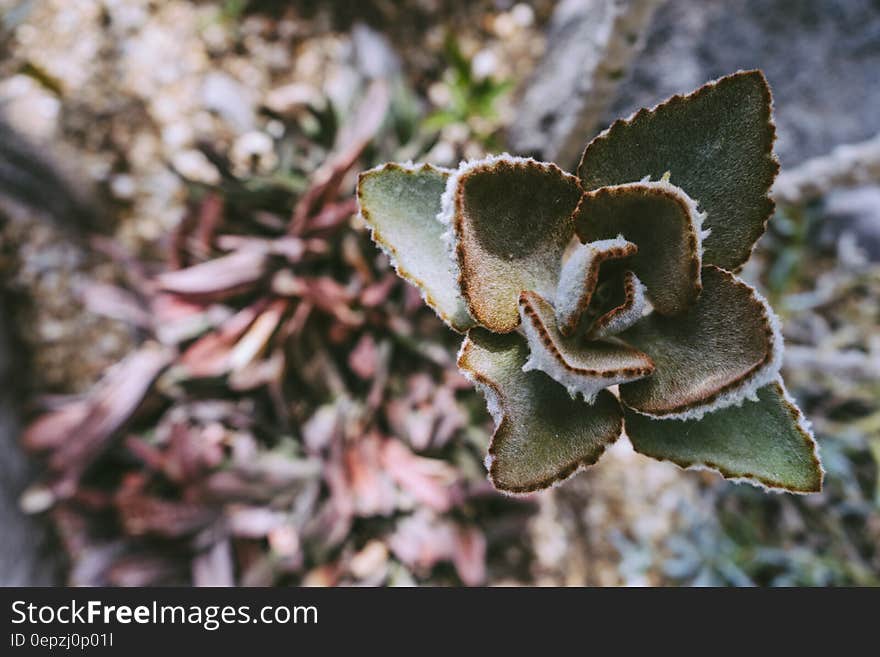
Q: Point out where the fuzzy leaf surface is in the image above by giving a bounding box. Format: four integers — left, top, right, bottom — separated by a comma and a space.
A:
624, 380, 823, 493
586, 270, 648, 339
357, 163, 474, 332
578, 70, 778, 271
619, 266, 782, 419
554, 237, 637, 337
443, 155, 582, 333
575, 181, 705, 316
518, 291, 654, 403
458, 328, 623, 494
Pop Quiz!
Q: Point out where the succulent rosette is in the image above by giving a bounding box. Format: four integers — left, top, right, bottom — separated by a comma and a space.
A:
357, 70, 823, 495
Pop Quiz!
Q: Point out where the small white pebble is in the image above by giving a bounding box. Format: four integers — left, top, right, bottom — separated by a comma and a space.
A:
265, 119, 285, 139
492, 12, 517, 39
231, 130, 277, 175
471, 49, 498, 81
172, 149, 221, 185
427, 81, 452, 107
427, 141, 456, 167
161, 122, 194, 150
110, 174, 137, 200
511, 3, 535, 28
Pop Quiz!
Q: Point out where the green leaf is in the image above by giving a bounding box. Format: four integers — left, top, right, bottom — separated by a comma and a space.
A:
624, 379, 823, 493
518, 290, 654, 402
458, 328, 624, 494
586, 270, 648, 339
578, 70, 779, 271
357, 163, 475, 332
554, 237, 637, 337
440, 155, 583, 333
574, 180, 706, 316
619, 265, 782, 419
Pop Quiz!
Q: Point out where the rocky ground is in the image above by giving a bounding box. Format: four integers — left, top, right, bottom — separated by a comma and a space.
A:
1, 0, 878, 586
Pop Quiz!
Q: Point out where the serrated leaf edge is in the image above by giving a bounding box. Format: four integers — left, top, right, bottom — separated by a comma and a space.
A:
437, 153, 582, 333
587, 270, 649, 339
623, 265, 784, 420
626, 377, 824, 493
575, 179, 709, 315
518, 290, 654, 403
456, 333, 624, 496
578, 69, 780, 272
555, 237, 638, 337
356, 161, 475, 333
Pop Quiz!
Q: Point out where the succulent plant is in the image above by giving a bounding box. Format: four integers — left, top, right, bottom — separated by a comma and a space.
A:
357, 70, 823, 495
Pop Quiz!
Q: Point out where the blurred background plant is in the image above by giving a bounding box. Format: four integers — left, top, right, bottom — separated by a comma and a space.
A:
421, 32, 514, 150
0, 0, 878, 586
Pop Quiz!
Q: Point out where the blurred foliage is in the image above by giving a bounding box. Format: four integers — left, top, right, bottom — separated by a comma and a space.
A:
422, 33, 512, 148
5, 0, 877, 587
647, 199, 879, 586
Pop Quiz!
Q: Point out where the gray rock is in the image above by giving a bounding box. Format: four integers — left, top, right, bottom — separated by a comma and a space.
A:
507, 0, 662, 168
607, 0, 880, 167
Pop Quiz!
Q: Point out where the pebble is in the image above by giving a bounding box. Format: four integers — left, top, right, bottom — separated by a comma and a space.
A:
172, 149, 221, 185
201, 72, 255, 131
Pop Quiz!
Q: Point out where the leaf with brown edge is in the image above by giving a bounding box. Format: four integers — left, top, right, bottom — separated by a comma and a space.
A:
440, 155, 582, 333
555, 237, 637, 337
619, 265, 782, 420
518, 291, 654, 403
457, 328, 623, 494
357, 162, 475, 332
585, 270, 648, 339
574, 180, 706, 316
578, 70, 779, 271
624, 379, 823, 493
